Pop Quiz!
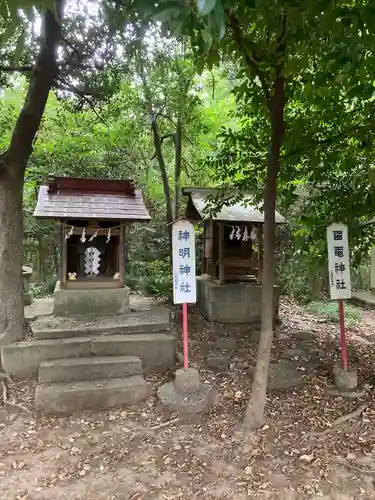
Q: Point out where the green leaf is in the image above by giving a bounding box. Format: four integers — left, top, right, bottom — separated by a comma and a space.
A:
197, 0, 216, 17
213, 0, 225, 39
201, 28, 213, 51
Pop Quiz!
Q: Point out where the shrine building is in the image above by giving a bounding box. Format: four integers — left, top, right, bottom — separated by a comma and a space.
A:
33, 176, 151, 317
182, 187, 285, 324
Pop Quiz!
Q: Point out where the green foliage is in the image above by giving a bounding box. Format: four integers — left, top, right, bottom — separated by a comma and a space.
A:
127, 256, 172, 297
305, 301, 361, 327
277, 253, 327, 304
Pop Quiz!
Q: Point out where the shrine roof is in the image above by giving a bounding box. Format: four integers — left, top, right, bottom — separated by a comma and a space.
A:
182, 188, 285, 223
33, 177, 151, 221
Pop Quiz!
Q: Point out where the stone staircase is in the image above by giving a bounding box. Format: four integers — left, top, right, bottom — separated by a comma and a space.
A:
1, 307, 176, 414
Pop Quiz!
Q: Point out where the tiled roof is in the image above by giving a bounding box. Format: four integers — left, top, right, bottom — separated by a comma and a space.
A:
182, 188, 285, 223
33, 185, 151, 221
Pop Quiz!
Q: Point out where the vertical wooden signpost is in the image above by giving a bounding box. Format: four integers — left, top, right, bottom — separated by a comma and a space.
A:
172, 218, 197, 369
327, 223, 351, 369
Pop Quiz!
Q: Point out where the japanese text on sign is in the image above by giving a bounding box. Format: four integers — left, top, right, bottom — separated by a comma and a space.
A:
326, 223, 351, 300
172, 219, 196, 304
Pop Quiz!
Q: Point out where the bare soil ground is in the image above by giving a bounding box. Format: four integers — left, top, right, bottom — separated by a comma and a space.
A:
2, 299, 375, 500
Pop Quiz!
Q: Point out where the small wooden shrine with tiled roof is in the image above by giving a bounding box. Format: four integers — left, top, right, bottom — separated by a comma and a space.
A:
34, 176, 151, 317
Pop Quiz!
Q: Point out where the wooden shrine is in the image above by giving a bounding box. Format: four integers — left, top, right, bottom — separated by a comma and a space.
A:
182, 188, 285, 324
34, 176, 151, 317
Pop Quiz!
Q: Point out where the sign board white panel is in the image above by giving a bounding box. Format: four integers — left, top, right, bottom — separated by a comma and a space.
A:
172, 219, 196, 304
327, 223, 351, 300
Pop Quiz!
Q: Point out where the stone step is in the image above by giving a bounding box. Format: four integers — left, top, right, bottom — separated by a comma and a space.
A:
92, 333, 176, 372
1, 332, 176, 379
35, 376, 148, 414
33, 313, 170, 340
38, 355, 142, 384
1, 337, 93, 379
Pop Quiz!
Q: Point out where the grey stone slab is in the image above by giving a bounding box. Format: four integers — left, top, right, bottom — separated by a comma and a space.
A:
33, 314, 170, 340
92, 333, 176, 370
38, 355, 142, 384
248, 362, 303, 391
158, 380, 217, 414
206, 355, 230, 372
289, 330, 317, 342
284, 348, 310, 358
1, 337, 92, 379
215, 337, 237, 351
35, 376, 148, 414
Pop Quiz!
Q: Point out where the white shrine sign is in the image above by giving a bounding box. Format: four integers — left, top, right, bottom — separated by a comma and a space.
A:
172, 219, 196, 304
327, 223, 351, 300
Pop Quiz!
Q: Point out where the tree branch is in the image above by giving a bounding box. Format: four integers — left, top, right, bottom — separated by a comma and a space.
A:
54, 79, 106, 99
0, 66, 33, 73
228, 13, 271, 105
3, 0, 64, 170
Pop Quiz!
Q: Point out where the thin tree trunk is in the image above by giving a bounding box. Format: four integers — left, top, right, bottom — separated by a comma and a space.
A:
173, 120, 182, 219
151, 119, 174, 226
0, 2, 63, 346
244, 16, 287, 429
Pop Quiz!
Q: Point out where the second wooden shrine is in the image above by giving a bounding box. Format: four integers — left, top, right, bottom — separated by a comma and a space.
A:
183, 188, 285, 323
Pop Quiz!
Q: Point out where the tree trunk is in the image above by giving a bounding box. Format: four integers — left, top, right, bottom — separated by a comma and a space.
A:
173, 120, 182, 219
0, 169, 25, 345
151, 119, 174, 226
244, 19, 286, 429
0, 2, 63, 346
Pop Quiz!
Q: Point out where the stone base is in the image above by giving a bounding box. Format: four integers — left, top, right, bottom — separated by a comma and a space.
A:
197, 276, 279, 324
23, 291, 33, 306
332, 364, 358, 391
157, 368, 217, 414
53, 281, 130, 317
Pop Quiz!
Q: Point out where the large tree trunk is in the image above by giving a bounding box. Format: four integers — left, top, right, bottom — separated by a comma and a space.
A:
0, 168, 25, 345
0, 2, 63, 346
244, 18, 286, 429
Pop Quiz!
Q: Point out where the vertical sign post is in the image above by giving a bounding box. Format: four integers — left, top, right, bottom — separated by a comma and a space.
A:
172, 219, 196, 369
327, 223, 351, 369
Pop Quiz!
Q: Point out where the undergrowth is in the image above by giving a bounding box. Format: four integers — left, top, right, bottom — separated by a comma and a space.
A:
305, 300, 361, 326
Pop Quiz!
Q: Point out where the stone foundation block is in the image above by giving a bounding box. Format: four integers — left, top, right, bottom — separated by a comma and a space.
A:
53, 281, 130, 317
197, 276, 279, 324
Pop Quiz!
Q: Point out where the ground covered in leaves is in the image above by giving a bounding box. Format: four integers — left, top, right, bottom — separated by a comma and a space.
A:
2, 299, 375, 499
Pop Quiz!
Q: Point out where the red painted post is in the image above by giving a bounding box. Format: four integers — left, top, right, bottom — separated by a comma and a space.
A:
182, 302, 188, 369
338, 298, 348, 369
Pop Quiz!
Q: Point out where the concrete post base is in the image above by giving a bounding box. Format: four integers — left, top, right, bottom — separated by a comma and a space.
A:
53, 281, 130, 317
157, 368, 218, 414
333, 364, 358, 391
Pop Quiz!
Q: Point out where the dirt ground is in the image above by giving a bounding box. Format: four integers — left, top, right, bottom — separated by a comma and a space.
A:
2, 299, 375, 500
